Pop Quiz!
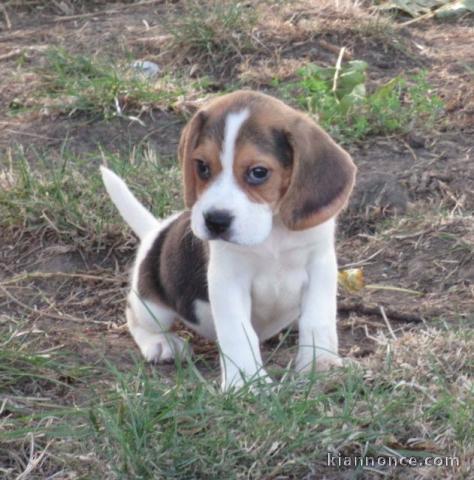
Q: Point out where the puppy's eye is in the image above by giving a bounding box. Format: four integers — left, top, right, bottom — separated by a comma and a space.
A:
246, 166, 270, 185
195, 160, 211, 180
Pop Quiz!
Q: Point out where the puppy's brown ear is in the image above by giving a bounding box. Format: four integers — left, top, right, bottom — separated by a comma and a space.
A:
178, 110, 207, 208
279, 114, 356, 230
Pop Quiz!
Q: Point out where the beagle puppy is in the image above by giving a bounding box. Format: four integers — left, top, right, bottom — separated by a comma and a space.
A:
101, 90, 356, 391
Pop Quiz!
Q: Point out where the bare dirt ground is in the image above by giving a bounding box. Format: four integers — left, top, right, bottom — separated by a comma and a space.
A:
0, 0, 472, 400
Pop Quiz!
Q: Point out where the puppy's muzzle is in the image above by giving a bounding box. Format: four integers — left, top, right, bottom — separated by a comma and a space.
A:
204, 210, 233, 237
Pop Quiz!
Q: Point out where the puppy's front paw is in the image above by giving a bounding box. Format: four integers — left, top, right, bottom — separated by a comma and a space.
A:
141, 333, 189, 363
295, 352, 343, 373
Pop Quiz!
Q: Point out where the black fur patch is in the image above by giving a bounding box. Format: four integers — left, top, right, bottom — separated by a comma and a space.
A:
138, 212, 209, 324
270, 128, 293, 168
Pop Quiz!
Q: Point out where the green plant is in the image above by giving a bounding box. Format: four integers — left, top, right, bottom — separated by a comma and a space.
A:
277, 61, 443, 142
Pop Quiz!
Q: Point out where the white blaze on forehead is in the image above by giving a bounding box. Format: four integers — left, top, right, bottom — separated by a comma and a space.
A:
220, 109, 250, 172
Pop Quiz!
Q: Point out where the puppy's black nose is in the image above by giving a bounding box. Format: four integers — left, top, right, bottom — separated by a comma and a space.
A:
204, 210, 233, 236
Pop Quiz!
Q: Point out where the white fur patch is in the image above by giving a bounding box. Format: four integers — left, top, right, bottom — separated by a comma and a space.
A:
220, 109, 249, 171
100, 166, 158, 239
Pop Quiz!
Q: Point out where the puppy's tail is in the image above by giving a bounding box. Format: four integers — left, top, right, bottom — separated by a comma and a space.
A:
100, 166, 159, 239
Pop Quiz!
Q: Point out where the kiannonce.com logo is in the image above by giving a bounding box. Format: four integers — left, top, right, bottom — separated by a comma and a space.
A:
327, 452, 460, 469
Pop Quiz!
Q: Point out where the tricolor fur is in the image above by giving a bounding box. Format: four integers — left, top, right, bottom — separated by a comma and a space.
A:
101, 90, 356, 390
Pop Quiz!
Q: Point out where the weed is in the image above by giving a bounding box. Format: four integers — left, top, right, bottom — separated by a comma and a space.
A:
275, 61, 443, 142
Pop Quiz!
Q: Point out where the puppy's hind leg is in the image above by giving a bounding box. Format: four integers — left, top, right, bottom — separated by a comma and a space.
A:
127, 293, 189, 363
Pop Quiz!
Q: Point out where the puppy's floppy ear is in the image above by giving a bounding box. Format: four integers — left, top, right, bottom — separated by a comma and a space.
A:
178, 110, 207, 208
279, 114, 356, 230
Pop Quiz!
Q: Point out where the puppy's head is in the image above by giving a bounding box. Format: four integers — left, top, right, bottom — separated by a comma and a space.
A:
179, 91, 356, 246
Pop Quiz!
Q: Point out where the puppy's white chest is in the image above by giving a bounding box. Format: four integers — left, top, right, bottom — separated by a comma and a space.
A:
250, 255, 309, 340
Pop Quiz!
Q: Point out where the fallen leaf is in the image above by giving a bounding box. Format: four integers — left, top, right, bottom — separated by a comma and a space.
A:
338, 268, 365, 292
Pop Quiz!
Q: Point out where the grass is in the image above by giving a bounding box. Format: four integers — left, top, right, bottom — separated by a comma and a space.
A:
0, 144, 182, 245
274, 62, 443, 142
1, 319, 472, 479
9, 48, 209, 121
0, 321, 96, 471
162, 0, 258, 72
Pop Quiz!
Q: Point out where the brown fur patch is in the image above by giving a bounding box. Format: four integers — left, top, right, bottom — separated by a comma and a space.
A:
178, 111, 207, 207
233, 143, 292, 206
279, 112, 356, 230
192, 137, 223, 199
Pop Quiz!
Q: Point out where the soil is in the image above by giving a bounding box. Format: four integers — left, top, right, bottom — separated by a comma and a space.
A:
0, 2, 472, 380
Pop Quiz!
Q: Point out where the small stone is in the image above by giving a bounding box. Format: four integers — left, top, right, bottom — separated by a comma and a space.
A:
131, 60, 161, 78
